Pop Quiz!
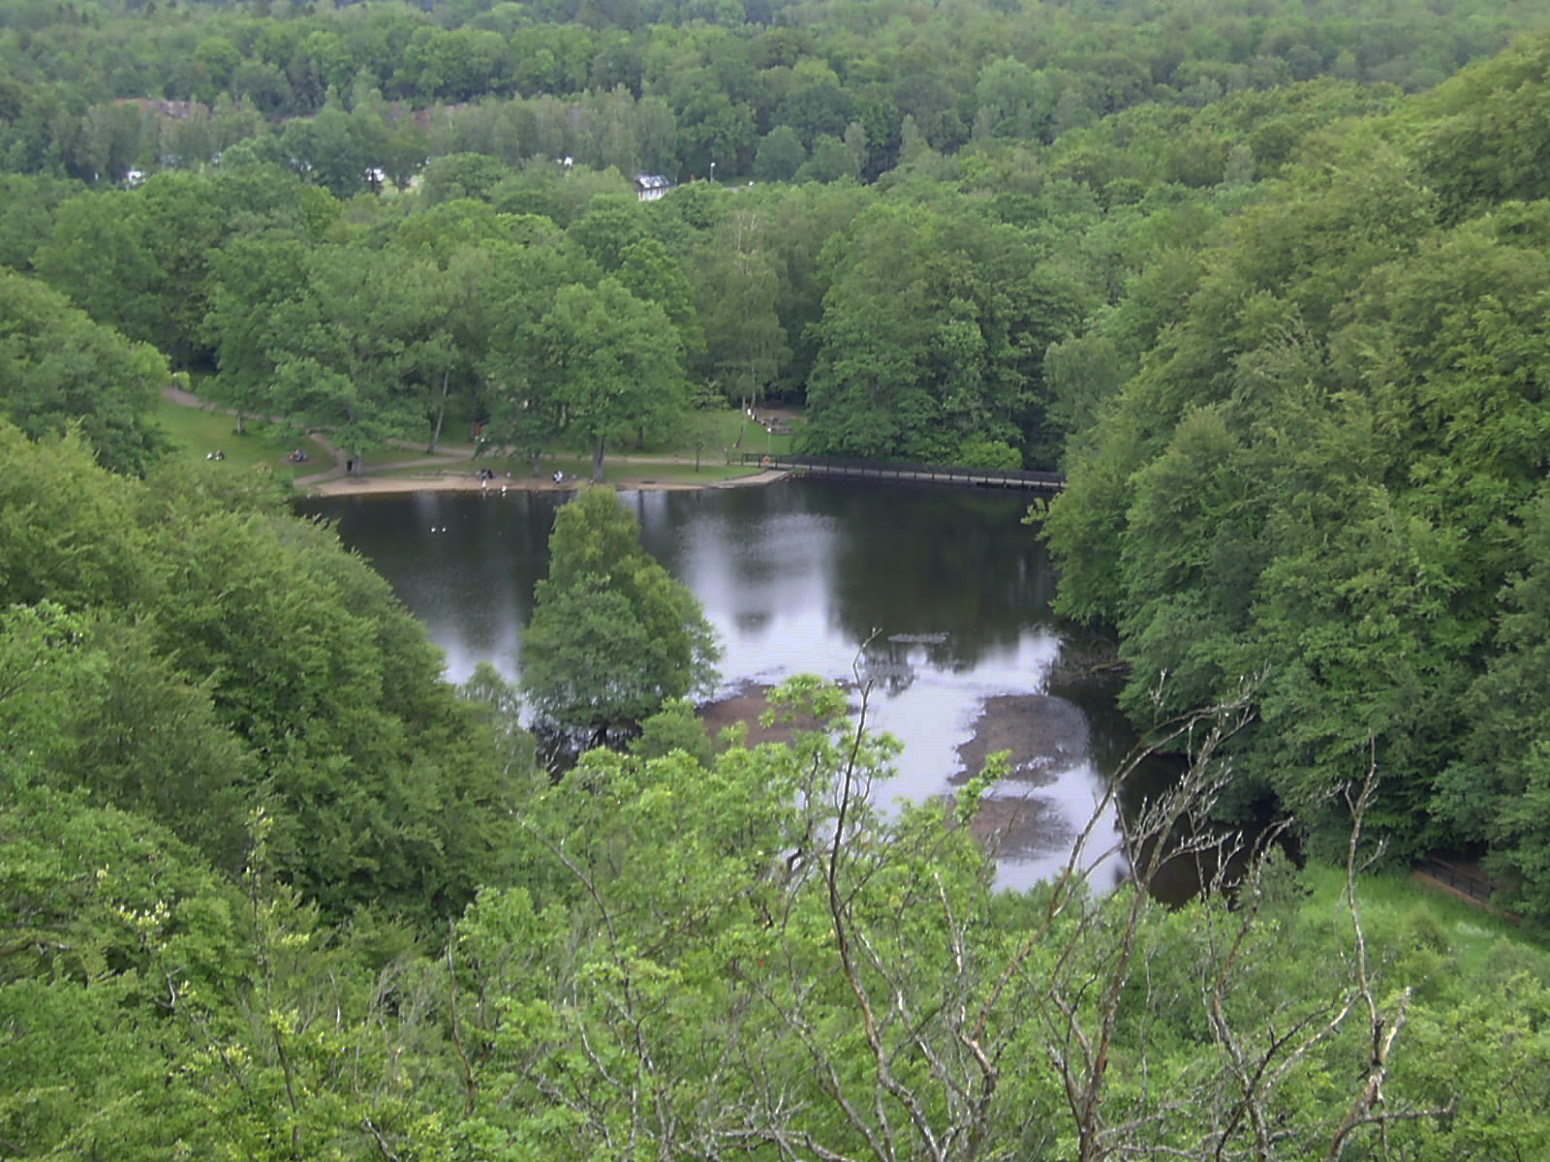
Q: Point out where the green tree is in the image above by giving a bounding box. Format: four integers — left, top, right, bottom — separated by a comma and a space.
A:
1040, 109, 1550, 871
0, 174, 80, 272
697, 210, 789, 410
457, 661, 539, 780
449, 676, 1480, 1159
475, 228, 604, 473
36, 175, 230, 370
0, 268, 167, 474
520, 487, 719, 742
796, 133, 861, 183
0, 785, 252, 1159
632, 696, 714, 766
529, 278, 692, 482
280, 101, 369, 199
974, 57, 1055, 141
204, 233, 313, 432
0, 603, 254, 873
131, 171, 229, 368
1438, 490, 1550, 921
566, 193, 647, 270
802, 197, 1089, 464
34, 190, 163, 346
231, 242, 432, 473
419, 152, 515, 205
0, 425, 523, 927
753, 124, 806, 182
615, 235, 706, 362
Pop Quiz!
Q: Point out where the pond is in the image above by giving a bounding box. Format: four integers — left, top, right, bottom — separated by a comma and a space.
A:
300, 478, 1160, 892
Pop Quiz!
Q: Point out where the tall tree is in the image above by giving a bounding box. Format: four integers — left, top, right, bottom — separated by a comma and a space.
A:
520, 486, 719, 742
528, 278, 692, 482
803, 197, 1089, 465
228, 242, 434, 473
0, 424, 526, 925
204, 233, 313, 433
697, 209, 789, 410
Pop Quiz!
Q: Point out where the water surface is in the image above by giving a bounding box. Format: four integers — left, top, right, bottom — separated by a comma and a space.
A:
301, 479, 1138, 890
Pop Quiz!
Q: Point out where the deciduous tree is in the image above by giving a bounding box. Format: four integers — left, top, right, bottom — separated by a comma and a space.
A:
0, 269, 166, 474
528, 278, 692, 481
520, 487, 719, 742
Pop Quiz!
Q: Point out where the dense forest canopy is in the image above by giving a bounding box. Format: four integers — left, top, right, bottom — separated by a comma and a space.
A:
1042, 30, 1550, 922
1, 75, 1403, 470
10, 0, 1550, 1154
0, 0, 1541, 190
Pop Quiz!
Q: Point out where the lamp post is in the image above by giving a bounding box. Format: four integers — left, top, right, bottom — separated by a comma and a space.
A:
709, 160, 716, 184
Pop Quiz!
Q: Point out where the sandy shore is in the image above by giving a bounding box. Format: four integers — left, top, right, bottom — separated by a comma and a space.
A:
306, 466, 790, 497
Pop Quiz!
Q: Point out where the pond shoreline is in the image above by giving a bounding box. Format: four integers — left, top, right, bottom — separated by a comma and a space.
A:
698, 683, 1098, 867
305, 465, 791, 498
310, 480, 1099, 889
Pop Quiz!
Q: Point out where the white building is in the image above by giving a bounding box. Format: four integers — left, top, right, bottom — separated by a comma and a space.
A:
634, 174, 672, 202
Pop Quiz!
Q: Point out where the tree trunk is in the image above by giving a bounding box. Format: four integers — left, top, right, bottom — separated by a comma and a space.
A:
427, 366, 450, 453
348, 453, 364, 478
591, 437, 606, 484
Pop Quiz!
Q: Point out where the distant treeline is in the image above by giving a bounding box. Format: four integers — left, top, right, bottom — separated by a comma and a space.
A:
0, 74, 1398, 475
0, 0, 1539, 188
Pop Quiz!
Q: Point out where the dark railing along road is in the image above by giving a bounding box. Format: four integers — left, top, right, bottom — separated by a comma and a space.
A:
1416, 858, 1495, 905
736, 452, 1065, 493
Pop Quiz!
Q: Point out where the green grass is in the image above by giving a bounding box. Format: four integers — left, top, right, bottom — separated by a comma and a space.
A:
685, 408, 801, 458
158, 396, 801, 488
1298, 864, 1539, 978
416, 407, 803, 462
154, 398, 333, 483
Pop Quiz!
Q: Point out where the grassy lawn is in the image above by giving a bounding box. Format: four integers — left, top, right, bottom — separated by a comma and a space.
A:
154, 398, 334, 483
158, 395, 802, 486
648, 408, 800, 458
1298, 864, 1530, 977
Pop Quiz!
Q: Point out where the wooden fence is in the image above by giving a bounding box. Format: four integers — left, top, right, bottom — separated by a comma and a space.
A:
735, 452, 1065, 493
